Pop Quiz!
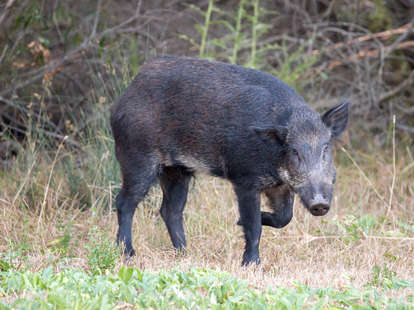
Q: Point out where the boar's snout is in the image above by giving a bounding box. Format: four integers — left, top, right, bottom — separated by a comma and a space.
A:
309, 193, 330, 216
296, 185, 332, 216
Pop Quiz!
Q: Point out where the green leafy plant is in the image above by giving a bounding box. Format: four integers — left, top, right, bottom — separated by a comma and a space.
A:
365, 264, 411, 289
47, 228, 72, 256
86, 226, 119, 275
332, 214, 377, 241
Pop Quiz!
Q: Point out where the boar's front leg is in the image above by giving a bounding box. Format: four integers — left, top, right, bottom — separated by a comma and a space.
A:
234, 185, 262, 266
262, 184, 294, 228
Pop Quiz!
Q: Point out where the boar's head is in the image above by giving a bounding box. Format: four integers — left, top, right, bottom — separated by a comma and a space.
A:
253, 101, 350, 216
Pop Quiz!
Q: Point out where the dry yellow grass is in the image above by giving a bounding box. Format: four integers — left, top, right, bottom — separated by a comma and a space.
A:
1, 145, 413, 295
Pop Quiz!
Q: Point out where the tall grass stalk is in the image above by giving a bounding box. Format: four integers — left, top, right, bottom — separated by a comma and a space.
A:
248, 0, 260, 68
340, 146, 387, 205
37, 137, 67, 233
199, 0, 214, 58
11, 158, 36, 206
386, 115, 396, 218
230, 0, 246, 64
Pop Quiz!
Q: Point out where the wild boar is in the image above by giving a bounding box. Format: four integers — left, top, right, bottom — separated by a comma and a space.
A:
110, 56, 349, 265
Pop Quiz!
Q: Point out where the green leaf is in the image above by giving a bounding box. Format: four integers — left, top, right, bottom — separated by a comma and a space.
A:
0, 259, 12, 272
118, 266, 134, 284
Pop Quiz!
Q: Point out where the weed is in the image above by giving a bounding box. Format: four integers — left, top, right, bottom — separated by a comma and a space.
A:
331, 214, 377, 241
365, 264, 407, 289
46, 228, 71, 256
86, 226, 119, 275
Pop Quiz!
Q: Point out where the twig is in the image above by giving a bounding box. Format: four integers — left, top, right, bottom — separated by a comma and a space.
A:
52, 0, 64, 43
383, 22, 414, 59
116, 27, 158, 46
395, 102, 414, 114
308, 41, 414, 78
397, 123, 414, 134
5, 123, 81, 148
0, 0, 16, 26
378, 68, 414, 103
312, 22, 412, 56
99, 0, 143, 38
0, 43, 89, 97
0, 0, 144, 97
0, 95, 61, 132
90, 0, 103, 39
0, 198, 11, 206
0, 44, 8, 64
135, 0, 143, 16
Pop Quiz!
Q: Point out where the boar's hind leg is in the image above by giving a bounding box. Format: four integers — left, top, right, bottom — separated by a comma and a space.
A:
262, 184, 294, 228
234, 185, 262, 266
116, 158, 159, 257
160, 166, 192, 250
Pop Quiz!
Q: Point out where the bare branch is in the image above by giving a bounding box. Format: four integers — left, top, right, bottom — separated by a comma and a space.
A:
307, 41, 414, 78
90, 0, 103, 39
4, 123, 81, 148
312, 22, 413, 56
0, 0, 16, 26
382, 22, 414, 60
378, 69, 414, 103
0, 44, 8, 65
0, 0, 147, 98
52, 0, 64, 43
397, 123, 414, 134
135, 0, 143, 16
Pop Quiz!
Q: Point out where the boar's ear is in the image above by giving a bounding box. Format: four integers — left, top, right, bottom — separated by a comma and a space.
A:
250, 126, 288, 147
322, 101, 350, 139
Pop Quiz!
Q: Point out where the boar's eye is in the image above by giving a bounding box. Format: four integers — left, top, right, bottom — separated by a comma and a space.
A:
290, 149, 300, 161
322, 143, 330, 160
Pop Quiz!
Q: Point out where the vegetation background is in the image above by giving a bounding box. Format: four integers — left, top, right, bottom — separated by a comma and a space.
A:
1, 0, 414, 308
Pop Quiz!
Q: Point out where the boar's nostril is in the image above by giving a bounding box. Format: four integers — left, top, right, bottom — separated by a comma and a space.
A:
310, 203, 330, 216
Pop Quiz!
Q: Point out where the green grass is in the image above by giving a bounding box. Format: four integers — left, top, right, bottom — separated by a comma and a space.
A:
1, 266, 413, 309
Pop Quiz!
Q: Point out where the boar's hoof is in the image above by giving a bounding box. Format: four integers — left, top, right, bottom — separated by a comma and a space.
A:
123, 248, 135, 258
242, 254, 261, 266
309, 203, 330, 216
